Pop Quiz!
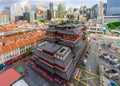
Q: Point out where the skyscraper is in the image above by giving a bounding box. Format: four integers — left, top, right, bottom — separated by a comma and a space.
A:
98, 0, 104, 18
10, 0, 31, 22
2, 7, 11, 15
0, 14, 9, 25
24, 0, 31, 12
57, 2, 65, 18
49, 2, 54, 19
49, 2, 53, 11
107, 0, 120, 16
90, 4, 98, 19
36, 5, 46, 20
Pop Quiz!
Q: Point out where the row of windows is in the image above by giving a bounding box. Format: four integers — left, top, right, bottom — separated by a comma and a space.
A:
0, 45, 31, 64
47, 32, 78, 39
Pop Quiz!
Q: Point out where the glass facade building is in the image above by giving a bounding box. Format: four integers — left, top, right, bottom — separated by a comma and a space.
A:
107, 0, 120, 16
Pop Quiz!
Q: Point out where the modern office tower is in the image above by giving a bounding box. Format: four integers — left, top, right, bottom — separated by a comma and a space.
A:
28, 21, 87, 85
2, 7, 11, 15
10, 0, 31, 22
90, 4, 98, 19
30, 11, 37, 21
57, 2, 65, 18
47, 9, 52, 20
67, 7, 73, 15
107, 0, 120, 16
0, 14, 9, 25
79, 6, 88, 22
49, 2, 53, 11
49, 2, 54, 19
23, 12, 30, 23
24, 0, 31, 12
98, 0, 104, 18
36, 5, 46, 20
103, 3, 107, 16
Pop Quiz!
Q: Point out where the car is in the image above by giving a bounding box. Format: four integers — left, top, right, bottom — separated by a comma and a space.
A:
113, 64, 120, 68
72, 68, 79, 78
118, 66, 120, 70
110, 55, 116, 59
93, 37, 96, 40
103, 53, 109, 56
99, 55, 104, 58
107, 58, 113, 62
104, 55, 110, 60
109, 60, 118, 65
82, 59, 87, 66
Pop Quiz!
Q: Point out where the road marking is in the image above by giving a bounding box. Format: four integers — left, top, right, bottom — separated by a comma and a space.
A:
101, 61, 109, 68
89, 66, 91, 72
86, 75, 96, 86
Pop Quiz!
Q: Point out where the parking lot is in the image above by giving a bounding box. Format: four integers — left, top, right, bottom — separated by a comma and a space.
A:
99, 51, 120, 71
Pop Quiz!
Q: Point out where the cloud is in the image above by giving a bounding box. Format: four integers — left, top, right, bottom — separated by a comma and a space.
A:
0, 0, 107, 11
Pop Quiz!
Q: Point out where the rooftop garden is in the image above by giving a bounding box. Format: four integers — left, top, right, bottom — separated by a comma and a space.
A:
107, 22, 120, 30
39, 20, 49, 23
59, 20, 69, 25
59, 20, 80, 25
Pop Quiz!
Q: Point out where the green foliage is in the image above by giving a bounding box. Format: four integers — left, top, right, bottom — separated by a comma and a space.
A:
26, 48, 32, 56
75, 20, 80, 24
59, 20, 69, 25
39, 20, 49, 23
40, 20, 45, 22
107, 22, 120, 29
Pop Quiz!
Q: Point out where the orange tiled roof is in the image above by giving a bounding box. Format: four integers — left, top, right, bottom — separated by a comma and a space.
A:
17, 40, 25, 47
1, 38, 8, 43
0, 30, 45, 54
0, 45, 10, 54
9, 42, 18, 50
0, 29, 9, 33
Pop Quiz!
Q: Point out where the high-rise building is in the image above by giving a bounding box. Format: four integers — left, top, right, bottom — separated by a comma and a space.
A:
2, 7, 11, 21
10, 0, 31, 22
24, 0, 31, 12
2, 7, 11, 15
107, 0, 120, 16
49, 2, 53, 11
49, 2, 54, 19
47, 9, 51, 20
28, 22, 87, 85
23, 12, 30, 23
79, 6, 88, 22
36, 5, 46, 20
57, 2, 65, 18
0, 14, 9, 25
31, 11, 37, 21
98, 0, 104, 18
103, 3, 107, 16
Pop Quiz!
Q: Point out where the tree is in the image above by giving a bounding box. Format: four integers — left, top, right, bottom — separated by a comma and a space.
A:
26, 48, 33, 56
107, 22, 120, 30
59, 20, 69, 25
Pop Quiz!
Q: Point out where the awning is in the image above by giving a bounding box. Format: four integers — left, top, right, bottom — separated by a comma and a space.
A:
14, 56, 21, 61
0, 68, 21, 86
4, 59, 13, 65
17, 67, 24, 74
0, 64, 4, 70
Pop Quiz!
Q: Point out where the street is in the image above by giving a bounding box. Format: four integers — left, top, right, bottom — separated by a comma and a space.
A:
85, 42, 100, 86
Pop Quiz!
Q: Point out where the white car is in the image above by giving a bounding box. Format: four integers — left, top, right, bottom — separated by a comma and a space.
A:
104, 55, 110, 60
114, 64, 120, 68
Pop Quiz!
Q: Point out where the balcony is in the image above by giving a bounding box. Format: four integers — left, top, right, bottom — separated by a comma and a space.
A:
46, 34, 80, 43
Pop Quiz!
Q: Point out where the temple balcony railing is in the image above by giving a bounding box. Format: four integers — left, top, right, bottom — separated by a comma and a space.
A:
46, 34, 81, 43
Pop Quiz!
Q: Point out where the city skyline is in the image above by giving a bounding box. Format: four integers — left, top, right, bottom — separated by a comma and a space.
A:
0, 0, 107, 11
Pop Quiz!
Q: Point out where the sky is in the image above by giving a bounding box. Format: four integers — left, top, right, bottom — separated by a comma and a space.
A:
0, 0, 107, 11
